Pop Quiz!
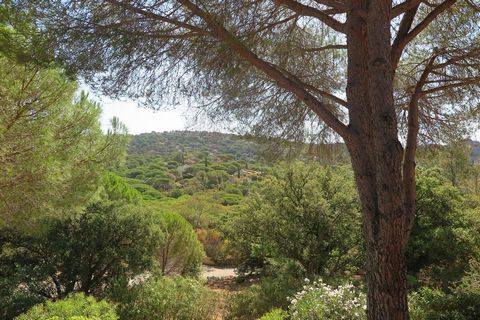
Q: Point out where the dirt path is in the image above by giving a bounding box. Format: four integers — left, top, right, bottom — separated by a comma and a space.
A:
202, 265, 237, 279
201, 266, 238, 319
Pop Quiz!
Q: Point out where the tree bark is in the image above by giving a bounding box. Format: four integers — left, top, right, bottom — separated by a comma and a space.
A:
344, 1, 410, 319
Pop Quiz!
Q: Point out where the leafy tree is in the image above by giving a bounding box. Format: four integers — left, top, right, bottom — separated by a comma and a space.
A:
227, 162, 362, 277
0, 2, 53, 65
226, 261, 305, 320
15, 293, 118, 320
152, 211, 204, 276
21, 1, 480, 317
407, 168, 480, 289
0, 203, 156, 318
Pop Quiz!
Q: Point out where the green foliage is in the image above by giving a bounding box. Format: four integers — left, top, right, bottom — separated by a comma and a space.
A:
409, 285, 480, 320
16, 293, 118, 320
196, 228, 233, 265
0, 203, 156, 318
0, 3, 53, 65
100, 172, 142, 204
418, 141, 474, 188
127, 180, 163, 200
226, 162, 362, 277
226, 261, 304, 320
288, 279, 366, 320
407, 168, 480, 288
152, 211, 205, 276
154, 191, 227, 228
258, 309, 287, 320
116, 132, 267, 203
112, 276, 217, 320
222, 193, 243, 206
224, 163, 363, 318
0, 53, 127, 227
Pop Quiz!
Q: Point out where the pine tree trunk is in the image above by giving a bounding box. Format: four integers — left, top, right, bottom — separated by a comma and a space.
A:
349, 144, 409, 320
345, 1, 411, 319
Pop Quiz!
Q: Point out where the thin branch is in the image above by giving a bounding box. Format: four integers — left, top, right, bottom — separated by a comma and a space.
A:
433, 52, 477, 69
391, 0, 456, 71
271, 63, 348, 107
275, 0, 346, 33
299, 44, 347, 52
178, 0, 350, 139
420, 78, 480, 94
249, 13, 299, 35
104, 0, 211, 36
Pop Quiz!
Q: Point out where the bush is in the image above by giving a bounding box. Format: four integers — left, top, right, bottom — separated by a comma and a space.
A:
16, 293, 118, 320
288, 279, 366, 320
222, 193, 243, 206
226, 261, 302, 319
196, 228, 228, 264
0, 202, 156, 313
101, 172, 142, 204
409, 263, 480, 320
259, 308, 287, 320
112, 276, 216, 320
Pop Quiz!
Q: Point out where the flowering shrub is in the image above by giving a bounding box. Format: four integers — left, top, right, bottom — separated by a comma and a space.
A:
288, 279, 366, 320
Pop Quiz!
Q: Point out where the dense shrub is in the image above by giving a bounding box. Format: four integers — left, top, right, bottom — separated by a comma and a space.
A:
226, 261, 303, 319
407, 168, 480, 288
196, 228, 231, 265
112, 276, 216, 320
259, 308, 288, 320
101, 172, 142, 204
288, 279, 366, 320
409, 261, 480, 320
222, 193, 243, 205
0, 202, 156, 318
409, 287, 480, 320
16, 293, 118, 320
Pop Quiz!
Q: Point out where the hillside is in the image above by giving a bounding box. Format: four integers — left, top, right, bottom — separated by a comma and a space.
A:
128, 131, 264, 163
118, 131, 270, 201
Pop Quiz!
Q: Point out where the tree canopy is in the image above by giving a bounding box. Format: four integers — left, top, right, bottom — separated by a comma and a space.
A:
10, 1, 480, 318
0, 52, 127, 226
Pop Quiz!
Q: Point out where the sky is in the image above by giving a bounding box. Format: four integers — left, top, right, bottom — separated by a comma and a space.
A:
83, 84, 191, 134
87, 86, 480, 141
99, 99, 189, 134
